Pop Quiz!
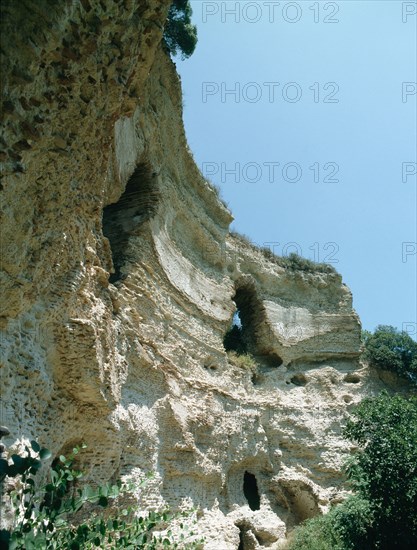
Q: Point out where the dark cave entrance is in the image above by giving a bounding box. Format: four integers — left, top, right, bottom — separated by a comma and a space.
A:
243, 471, 261, 511
224, 309, 246, 354
223, 283, 261, 354
102, 163, 159, 283
224, 283, 283, 368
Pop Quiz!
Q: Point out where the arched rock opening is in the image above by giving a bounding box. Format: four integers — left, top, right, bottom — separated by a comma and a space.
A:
224, 280, 283, 368
224, 309, 246, 353
103, 162, 159, 283
243, 471, 261, 511
276, 479, 320, 525
224, 281, 265, 356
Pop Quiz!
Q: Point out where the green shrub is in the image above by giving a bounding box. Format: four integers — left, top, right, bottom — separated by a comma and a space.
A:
286, 509, 341, 550
278, 252, 337, 275
287, 496, 371, 550
0, 441, 202, 549
362, 325, 417, 381
288, 393, 417, 550
344, 392, 417, 549
164, 0, 197, 59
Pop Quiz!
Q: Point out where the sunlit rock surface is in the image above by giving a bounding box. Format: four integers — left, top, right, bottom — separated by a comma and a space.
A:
0, 1, 390, 547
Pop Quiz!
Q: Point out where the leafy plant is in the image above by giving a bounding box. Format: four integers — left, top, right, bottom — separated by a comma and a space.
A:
164, 0, 197, 59
286, 495, 371, 550
1, 441, 202, 549
287, 392, 417, 550
362, 325, 417, 381
344, 392, 417, 549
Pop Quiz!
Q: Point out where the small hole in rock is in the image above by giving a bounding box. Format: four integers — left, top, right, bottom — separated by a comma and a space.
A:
243, 471, 260, 511
259, 353, 283, 368
344, 373, 361, 384
290, 373, 307, 386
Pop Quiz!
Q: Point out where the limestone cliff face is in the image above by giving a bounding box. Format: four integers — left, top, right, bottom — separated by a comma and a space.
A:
0, 2, 390, 547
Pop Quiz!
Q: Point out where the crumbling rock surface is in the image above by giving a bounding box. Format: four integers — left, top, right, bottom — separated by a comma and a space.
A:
0, 1, 392, 547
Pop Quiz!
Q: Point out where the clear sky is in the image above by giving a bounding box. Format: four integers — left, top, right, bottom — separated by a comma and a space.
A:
174, 0, 417, 337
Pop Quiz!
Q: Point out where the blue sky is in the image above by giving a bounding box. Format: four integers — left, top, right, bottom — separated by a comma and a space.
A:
174, 0, 417, 337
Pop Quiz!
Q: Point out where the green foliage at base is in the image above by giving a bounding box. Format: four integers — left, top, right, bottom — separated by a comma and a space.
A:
1, 442, 202, 550
287, 496, 372, 550
362, 325, 417, 381
344, 392, 417, 548
164, 0, 197, 59
287, 392, 417, 550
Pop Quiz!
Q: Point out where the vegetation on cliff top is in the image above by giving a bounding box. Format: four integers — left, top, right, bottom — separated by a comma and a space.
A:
164, 0, 197, 59
362, 325, 417, 383
230, 230, 338, 275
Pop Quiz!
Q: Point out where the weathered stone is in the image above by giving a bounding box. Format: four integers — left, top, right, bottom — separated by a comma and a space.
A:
0, 1, 399, 547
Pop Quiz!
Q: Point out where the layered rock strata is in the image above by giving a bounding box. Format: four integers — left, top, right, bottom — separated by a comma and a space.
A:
0, 2, 388, 547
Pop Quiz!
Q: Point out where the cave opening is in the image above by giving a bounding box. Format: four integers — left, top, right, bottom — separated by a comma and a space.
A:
223, 283, 260, 355
224, 284, 283, 369
102, 162, 158, 283
224, 308, 247, 354
243, 471, 261, 511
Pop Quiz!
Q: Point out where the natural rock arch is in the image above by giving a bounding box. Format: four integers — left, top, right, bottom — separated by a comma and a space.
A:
225, 278, 283, 367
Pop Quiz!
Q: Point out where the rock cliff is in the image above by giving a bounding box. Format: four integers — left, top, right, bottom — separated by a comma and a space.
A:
0, 1, 391, 547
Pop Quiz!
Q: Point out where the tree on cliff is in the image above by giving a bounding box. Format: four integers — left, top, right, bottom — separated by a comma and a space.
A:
362, 325, 417, 382
164, 0, 197, 59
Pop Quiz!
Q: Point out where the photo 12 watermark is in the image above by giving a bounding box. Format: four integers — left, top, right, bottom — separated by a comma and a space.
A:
201, 81, 340, 104
202, 161, 340, 184
262, 241, 340, 263
402, 162, 417, 183
202, 240, 340, 265
402, 242, 417, 263
402, 82, 416, 103
200, 2, 340, 24
402, 322, 417, 339
402, 2, 417, 23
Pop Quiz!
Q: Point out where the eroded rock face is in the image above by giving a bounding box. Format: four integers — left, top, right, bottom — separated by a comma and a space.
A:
0, 1, 389, 546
